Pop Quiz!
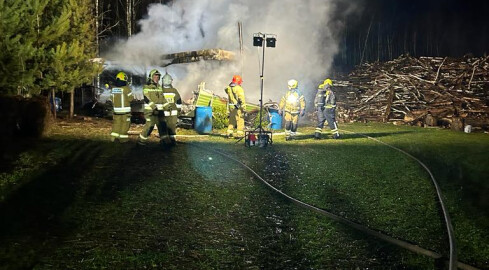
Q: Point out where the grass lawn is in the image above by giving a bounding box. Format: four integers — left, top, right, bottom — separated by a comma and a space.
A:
0, 119, 487, 269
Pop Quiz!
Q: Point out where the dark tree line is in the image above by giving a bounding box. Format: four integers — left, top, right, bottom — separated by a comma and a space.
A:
95, 0, 172, 54
2, 0, 487, 103
333, 0, 489, 70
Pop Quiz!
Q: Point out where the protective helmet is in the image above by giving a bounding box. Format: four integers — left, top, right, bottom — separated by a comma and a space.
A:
116, 72, 127, 81
324, 78, 333, 86
162, 72, 173, 87
149, 69, 161, 79
232, 75, 243, 85
287, 79, 298, 89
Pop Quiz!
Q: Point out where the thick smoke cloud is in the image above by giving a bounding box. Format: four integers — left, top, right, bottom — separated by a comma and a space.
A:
106, 0, 353, 106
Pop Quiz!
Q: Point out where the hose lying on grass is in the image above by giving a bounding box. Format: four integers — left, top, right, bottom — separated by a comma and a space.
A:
188, 141, 478, 270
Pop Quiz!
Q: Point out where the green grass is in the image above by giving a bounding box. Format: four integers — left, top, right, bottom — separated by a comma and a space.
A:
0, 120, 487, 269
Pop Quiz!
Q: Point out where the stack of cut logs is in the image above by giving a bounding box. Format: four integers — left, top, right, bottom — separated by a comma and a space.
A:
335, 55, 489, 131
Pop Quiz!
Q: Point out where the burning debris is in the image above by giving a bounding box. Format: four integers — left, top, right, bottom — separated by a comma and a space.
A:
335, 55, 489, 131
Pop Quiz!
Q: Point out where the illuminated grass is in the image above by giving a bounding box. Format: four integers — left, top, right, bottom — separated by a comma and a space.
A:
0, 120, 487, 268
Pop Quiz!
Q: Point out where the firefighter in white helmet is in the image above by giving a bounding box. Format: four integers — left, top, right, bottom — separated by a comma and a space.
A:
160, 72, 182, 146
110, 72, 134, 143
314, 78, 339, 139
279, 79, 306, 141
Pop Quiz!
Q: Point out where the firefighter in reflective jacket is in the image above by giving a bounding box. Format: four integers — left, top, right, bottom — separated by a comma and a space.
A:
160, 72, 182, 145
110, 72, 134, 143
279, 79, 306, 141
138, 69, 169, 145
314, 78, 339, 139
225, 75, 246, 138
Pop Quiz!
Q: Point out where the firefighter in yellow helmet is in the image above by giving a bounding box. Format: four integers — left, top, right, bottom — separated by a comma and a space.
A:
138, 69, 168, 145
314, 78, 339, 139
225, 75, 246, 138
160, 72, 182, 146
110, 72, 134, 143
279, 79, 306, 141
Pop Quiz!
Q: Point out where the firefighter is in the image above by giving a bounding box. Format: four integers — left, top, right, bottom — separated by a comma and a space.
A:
314, 78, 339, 139
160, 72, 182, 146
225, 75, 246, 138
138, 69, 168, 145
110, 72, 134, 143
279, 79, 306, 141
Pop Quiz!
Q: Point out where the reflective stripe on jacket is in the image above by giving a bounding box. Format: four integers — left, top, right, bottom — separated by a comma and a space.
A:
162, 87, 182, 115
279, 89, 305, 114
111, 86, 133, 113
143, 83, 167, 111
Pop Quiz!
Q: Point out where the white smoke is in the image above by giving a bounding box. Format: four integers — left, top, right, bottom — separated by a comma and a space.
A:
105, 0, 354, 107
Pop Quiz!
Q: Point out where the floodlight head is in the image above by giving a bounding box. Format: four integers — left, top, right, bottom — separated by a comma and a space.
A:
266, 36, 276, 48
253, 33, 264, 47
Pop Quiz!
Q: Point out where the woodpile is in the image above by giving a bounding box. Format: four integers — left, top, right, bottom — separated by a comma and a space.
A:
336, 55, 489, 131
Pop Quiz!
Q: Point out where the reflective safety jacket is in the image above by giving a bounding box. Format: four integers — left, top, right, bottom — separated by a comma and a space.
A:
279, 89, 306, 114
225, 83, 246, 110
314, 87, 336, 109
111, 84, 134, 114
162, 86, 182, 117
143, 82, 168, 111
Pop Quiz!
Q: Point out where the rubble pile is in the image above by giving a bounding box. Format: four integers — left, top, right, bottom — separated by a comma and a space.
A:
336, 55, 489, 130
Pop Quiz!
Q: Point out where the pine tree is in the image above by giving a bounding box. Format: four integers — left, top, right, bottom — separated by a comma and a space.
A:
1, 0, 101, 120
0, 0, 41, 95
40, 0, 101, 117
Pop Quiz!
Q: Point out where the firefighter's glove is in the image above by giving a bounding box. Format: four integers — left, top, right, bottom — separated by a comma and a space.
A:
300, 110, 305, 117
152, 108, 159, 116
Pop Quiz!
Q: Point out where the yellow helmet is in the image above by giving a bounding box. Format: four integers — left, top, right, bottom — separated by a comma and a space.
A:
149, 69, 161, 78
324, 78, 333, 86
116, 72, 127, 81
287, 79, 298, 89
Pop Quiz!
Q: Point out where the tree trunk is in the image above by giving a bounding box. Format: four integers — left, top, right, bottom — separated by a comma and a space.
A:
126, 0, 132, 37
95, 0, 99, 56
70, 89, 74, 119
51, 88, 57, 120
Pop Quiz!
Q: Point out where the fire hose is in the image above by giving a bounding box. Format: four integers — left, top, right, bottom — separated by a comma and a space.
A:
189, 141, 478, 270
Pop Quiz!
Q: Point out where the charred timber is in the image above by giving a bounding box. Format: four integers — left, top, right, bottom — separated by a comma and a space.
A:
160, 49, 235, 67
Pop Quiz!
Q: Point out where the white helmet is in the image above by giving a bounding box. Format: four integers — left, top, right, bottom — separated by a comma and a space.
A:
162, 72, 173, 87
287, 79, 298, 89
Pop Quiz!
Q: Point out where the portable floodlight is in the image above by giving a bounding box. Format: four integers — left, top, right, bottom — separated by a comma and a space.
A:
266, 35, 277, 48
253, 34, 264, 47
245, 32, 277, 147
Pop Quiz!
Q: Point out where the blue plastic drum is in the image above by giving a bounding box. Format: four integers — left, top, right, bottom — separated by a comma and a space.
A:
268, 109, 282, 130
195, 106, 213, 134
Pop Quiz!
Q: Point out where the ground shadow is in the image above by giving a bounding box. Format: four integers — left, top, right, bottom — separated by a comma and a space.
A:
0, 141, 101, 234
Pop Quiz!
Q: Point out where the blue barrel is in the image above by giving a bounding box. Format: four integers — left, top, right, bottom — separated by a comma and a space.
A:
195, 106, 213, 134
268, 109, 282, 130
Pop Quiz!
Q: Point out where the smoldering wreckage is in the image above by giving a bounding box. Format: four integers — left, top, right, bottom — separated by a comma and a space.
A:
86, 49, 489, 140
89, 49, 262, 135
